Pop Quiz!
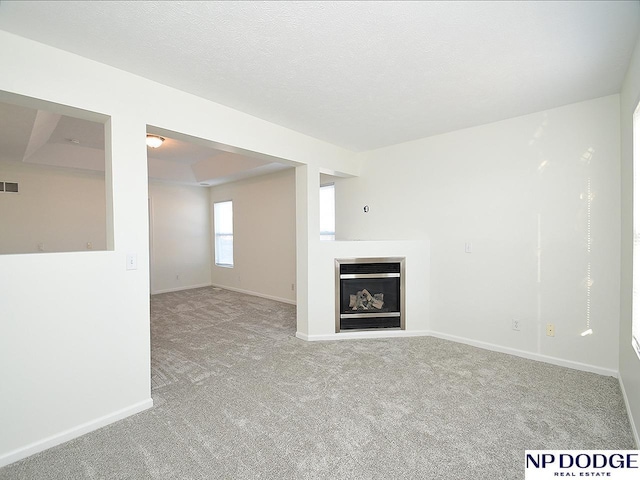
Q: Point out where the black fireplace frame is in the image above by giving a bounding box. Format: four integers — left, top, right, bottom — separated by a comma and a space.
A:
335, 257, 406, 332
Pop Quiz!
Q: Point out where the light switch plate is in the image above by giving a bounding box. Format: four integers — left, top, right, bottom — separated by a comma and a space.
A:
126, 253, 137, 270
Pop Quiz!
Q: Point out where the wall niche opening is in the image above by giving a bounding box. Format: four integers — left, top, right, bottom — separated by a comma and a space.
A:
0, 91, 111, 255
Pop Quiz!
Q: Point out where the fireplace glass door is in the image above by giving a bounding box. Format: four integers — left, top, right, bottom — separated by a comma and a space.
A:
335, 258, 405, 331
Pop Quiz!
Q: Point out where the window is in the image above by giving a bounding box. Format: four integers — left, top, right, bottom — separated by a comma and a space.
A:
214, 200, 233, 267
320, 183, 335, 241
633, 106, 640, 360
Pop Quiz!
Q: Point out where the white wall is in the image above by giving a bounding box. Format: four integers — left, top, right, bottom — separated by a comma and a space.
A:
619, 32, 640, 446
2, 21, 632, 466
149, 181, 212, 294
0, 162, 106, 254
337, 95, 621, 375
0, 112, 152, 467
210, 169, 296, 304
0, 30, 356, 467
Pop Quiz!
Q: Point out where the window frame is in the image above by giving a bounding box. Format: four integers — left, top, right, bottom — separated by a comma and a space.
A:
213, 200, 234, 268
320, 183, 335, 241
632, 104, 640, 360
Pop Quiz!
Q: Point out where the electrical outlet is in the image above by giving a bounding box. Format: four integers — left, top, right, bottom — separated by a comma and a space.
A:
546, 323, 555, 337
176, 274, 180, 281
291, 283, 295, 291
512, 319, 521, 331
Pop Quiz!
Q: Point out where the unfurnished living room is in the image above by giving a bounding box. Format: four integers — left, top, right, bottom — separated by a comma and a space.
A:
1, 1, 640, 479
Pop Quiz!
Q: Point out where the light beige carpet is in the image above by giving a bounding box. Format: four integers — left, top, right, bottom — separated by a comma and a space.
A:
1, 287, 634, 479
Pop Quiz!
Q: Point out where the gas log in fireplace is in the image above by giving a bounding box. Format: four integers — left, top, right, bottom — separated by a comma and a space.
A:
335, 257, 405, 332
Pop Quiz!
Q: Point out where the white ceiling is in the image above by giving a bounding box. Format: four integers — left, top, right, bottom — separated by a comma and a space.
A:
0, 1, 638, 152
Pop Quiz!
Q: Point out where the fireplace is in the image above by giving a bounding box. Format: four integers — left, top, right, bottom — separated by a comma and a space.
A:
335, 257, 405, 332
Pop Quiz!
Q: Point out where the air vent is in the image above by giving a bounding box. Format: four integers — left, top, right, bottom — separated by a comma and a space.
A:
340, 262, 401, 275
0, 181, 18, 193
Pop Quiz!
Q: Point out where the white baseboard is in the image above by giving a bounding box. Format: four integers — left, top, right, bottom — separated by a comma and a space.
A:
0, 398, 153, 468
211, 284, 296, 305
296, 328, 618, 377
619, 376, 640, 448
428, 330, 619, 378
296, 330, 431, 341
152, 283, 296, 305
151, 283, 212, 295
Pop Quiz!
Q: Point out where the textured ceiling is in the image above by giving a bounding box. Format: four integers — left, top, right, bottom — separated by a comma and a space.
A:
0, 1, 638, 152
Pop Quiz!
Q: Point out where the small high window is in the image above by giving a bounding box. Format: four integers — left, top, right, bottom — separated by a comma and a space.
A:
214, 200, 233, 267
320, 183, 335, 241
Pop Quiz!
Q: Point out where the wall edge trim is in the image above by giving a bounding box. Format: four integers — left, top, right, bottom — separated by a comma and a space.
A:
297, 328, 619, 378
210, 284, 296, 305
619, 375, 640, 448
151, 283, 212, 295
429, 330, 619, 377
0, 398, 153, 468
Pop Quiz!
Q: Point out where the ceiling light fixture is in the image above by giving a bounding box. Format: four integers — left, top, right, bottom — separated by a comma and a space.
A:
146, 134, 165, 148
